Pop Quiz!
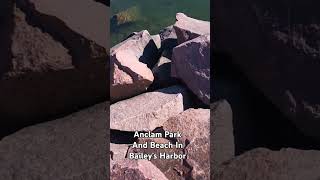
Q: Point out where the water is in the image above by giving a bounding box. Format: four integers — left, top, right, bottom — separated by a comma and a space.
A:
110, 0, 210, 46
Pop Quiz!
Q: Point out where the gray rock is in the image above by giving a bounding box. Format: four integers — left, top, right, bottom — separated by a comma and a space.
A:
163, 108, 210, 179
110, 30, 158, 102
211, 100, 234, 177
172, 34, 210, 105
110, 159, 168, 180
110, 85, 190, 131
0, 102, 108, 180
214, 148, 320, 180
214, 0, 320, 139
174, 13, 210, 44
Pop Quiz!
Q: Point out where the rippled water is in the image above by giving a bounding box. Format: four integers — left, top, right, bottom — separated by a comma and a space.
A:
110, 0, 210, 46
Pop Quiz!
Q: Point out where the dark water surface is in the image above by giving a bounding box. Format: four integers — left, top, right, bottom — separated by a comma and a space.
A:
111, 0, 210, 45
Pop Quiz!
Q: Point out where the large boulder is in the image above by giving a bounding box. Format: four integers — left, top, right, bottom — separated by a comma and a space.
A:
17, 0, 109, 50
163, 108, 211, 179
0, 3, 108, 129
110, 85, 190, 131
173, 13, 210, 44
110, 30, 158, 102
214, 0, 320, 139
172, 34, 210, 105
211, 100, 235, 177
214, 148, 320, 180
0, 102, 108, 179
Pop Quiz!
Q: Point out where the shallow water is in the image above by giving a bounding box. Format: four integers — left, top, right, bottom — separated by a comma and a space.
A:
110, 0, 210, 45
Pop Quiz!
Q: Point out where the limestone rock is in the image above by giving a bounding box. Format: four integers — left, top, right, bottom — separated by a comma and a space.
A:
110, 143, 129, 161
110, 159, 168, 180
111, 50, 154, 102
17, 0, 109, 49
214, 148, 320, 180
0, 4, 107, 126
172, 34, 210, 105
173, 13, 210, 44
0, 102, 109, 179
110, 85, 190, 131
110, 30, 158, 102
128, 138, 190, 180
163, 108, 210, 179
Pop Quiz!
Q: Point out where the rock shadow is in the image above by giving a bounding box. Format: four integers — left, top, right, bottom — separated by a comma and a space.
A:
213, 51, 320, 156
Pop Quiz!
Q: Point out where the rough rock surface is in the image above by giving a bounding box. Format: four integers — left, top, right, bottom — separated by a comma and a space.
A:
128, 138, 190, 180
110, 159, 168, 180
214, 148, 320, 180
172, 34, 210, 105
0, 3, 108, 126
211, 100, 235, 177
174, 13, 210, 44
110, 143, 129, 161
163, 108, 210, 179
0, 102, 108, 180
110, 85, 190, 131
110, 30, 158, 102
17, 0, 108, 49
214, 0, 320, 139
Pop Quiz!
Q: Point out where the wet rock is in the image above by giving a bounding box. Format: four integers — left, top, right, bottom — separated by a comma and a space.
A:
128, 138, 190, 180
110, 159, 168, 180
110, 85, 190, 131
211, 100, 234, 176
214, 148, 320, 180
163, 108, 210, 179
0, 5, 107, 124
0, 102, 108, 179
173, 13, 210, 44
110, 30, 158, 102
172, 34, 210, 105
214, 0, 320, 139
